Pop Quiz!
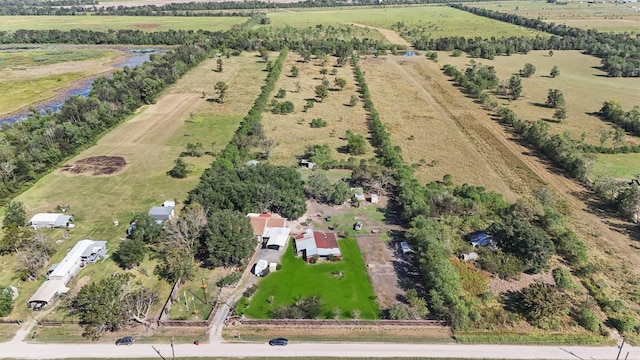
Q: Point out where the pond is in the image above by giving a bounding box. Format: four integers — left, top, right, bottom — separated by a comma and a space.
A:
0, 49, 159, 125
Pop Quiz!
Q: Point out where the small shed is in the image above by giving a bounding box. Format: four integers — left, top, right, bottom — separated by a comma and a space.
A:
29, 213, 74, 229
299, 159, 317, 169
370, 194, 379, 204
149, 206, 174, 224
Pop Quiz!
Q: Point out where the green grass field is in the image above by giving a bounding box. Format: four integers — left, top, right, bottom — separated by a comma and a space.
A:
0, 15, 246, 32
0, 47, 123, 116
243, 238, 380, 320
592, 153, 640, 180
474, 1, 640, 33
0, 48, 111, 68
265, 5, 547, 38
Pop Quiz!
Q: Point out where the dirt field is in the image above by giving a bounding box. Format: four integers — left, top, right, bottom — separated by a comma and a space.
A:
351, 23, 412, 48
60, 156, 128, 176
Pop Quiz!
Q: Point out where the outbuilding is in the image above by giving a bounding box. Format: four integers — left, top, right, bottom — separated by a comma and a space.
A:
29, 213, 74, 229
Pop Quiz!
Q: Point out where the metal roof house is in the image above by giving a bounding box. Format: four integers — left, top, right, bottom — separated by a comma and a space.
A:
148, 205, 174, 224
29, 213, 74, 229
294, 229, 341, 262
27, 239, 107, 310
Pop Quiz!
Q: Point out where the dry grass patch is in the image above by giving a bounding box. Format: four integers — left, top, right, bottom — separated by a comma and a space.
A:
359, 55, 519, 199
438, 50, 640, 147
223, 323, 452, 343
475, 1, 640, 33
264, 52, 370, 166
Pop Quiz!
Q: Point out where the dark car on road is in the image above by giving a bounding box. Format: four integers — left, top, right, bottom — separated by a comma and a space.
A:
268, 338, 288, 346
115, 336, 135, 346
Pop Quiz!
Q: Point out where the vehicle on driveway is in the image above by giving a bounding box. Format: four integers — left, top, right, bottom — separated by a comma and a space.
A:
115, 336, 135, 346
268, 338, 288, 346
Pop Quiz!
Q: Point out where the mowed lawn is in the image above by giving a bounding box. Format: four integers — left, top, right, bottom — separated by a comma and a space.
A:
0, 15, 245, 32
265, 5, 545, 38
474, 1, 640, 33
263, 52, 371, 167
5, 53, 267, 321
244, 239, 380, 320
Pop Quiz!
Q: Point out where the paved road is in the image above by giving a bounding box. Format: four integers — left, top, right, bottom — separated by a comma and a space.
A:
0, 339, 636, 359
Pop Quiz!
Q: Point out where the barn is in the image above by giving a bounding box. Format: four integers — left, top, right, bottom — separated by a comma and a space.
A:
29, 213, 74, 229
294, 229, 341, 262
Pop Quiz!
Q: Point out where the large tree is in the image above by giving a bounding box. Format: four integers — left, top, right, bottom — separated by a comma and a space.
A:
154, 246, 197, 284
2, 201, 26, 228
517, 282, 569, 329
0, 286, 13, 317
128, 213, 163, 244
314, 84, 328, 102
508, 75, 522, 100
115, 239, 147, 269
73, 273, 157, 340
203, 209, 255, 268
488, 213, 554, 273
161, 203, 207, 254
214, 81, 228, 104
545, 88, 565, 108
17, 232, 54, 279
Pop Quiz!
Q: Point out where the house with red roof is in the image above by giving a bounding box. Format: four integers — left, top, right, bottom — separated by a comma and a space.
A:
294, 229, 341, 262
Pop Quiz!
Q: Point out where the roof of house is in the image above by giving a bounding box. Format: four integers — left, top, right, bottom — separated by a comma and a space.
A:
263, 227, 290, 248
49, 240, 94, 280
247, 213, 286, 236
295, 229, 340, 257
80, 240, 107, 258
149, 206, 173, 220
28, 279, 68, 305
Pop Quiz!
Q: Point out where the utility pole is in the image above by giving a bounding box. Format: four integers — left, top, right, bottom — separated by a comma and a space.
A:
152, 346, 166, 360
170, 337, 175, 360
617, 338, 626, 360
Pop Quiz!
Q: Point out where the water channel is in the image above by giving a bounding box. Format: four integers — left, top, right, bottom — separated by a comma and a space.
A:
0, 49, 158, 125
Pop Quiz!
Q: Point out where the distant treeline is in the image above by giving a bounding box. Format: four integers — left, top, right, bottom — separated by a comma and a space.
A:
449, 4, 640, 77
0, 0, 492, 16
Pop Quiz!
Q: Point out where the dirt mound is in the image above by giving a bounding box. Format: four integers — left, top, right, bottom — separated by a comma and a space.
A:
60, 156, 127, 176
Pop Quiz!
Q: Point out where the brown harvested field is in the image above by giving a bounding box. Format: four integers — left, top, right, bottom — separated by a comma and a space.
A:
359, 55, 523, 200
263, 53, 370, 167
438, 50, 640, 147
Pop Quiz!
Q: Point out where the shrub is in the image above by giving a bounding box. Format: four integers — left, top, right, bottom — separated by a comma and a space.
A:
552, 268, 574, 290
217, 271, 242, 287
310, 118, 327, 128
243, 284, 258, 298
275, 88, 286, 99
576, 308, 600, 332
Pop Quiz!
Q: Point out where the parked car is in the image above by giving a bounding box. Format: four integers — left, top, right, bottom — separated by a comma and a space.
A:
268, 338, 288, 346
115, 336, 135, 346
354, 221, 363, 231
